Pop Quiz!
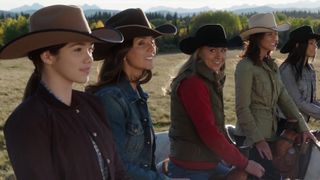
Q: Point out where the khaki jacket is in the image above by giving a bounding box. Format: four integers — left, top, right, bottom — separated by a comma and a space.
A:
234, 58, 309, 146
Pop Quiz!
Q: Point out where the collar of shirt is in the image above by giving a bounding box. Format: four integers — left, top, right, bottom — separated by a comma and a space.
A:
36, 83, 82, 110
116, 77, 149, 103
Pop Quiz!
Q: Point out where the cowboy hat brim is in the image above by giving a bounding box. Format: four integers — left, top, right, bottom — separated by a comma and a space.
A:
179, 37, 201, 55
117, 24, 177, 40
0, 29, 123, 60
93, 24, 177, 60
280, 33, 320, 53
240, 23, 290, 40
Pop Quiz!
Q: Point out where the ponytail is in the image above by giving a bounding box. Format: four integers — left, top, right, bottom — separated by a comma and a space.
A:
23, 69, 41, 101
23, 44, 65, 101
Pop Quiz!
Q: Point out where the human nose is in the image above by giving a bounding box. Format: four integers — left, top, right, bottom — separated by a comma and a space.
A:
216, 49, 224, 58
147, 42, 157, 55
85, 49, 93, 64
273, 34, 279, 41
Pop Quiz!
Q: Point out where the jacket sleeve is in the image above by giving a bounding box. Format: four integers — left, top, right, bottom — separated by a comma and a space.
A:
84, 93, 131, 180
97, 91, 169, 180
112, 138, 132, 180
235, 60, 264, 144
280, 65, 320, 120
178, 76, 248, 169
277, 67, 309, 132
4, 107, 57, 180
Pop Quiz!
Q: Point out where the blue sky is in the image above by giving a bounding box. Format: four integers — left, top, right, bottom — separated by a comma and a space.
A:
2, 0, 318, 11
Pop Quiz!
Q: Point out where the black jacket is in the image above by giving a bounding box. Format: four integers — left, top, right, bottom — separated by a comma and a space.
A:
4, 84, 130, 180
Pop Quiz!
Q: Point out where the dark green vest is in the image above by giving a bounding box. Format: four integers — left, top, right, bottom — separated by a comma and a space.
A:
169, 60, 227, 162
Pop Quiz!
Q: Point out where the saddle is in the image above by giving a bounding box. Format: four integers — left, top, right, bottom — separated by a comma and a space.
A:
227, 124, 320, 180
272, 129, 318, 179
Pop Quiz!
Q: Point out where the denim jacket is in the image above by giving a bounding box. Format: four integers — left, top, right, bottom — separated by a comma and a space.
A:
95, 78, 169, 180
279, 62, 320, 121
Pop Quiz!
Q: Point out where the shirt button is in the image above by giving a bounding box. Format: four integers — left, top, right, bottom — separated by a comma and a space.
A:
144, 164, 149, 167
140, 101, 145, 105
75, 109, 80, 113
92, 132, 97, 137
106, 158, 111, 164
143, 118, 148, 122
146, 141, 150, 144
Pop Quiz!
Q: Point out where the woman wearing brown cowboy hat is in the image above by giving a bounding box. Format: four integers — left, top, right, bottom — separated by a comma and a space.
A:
168, 24, 264, 180
234, 13, 317, 179
277, 26, 320, 130
0, 5, 130, 180
86, 8, 176, 180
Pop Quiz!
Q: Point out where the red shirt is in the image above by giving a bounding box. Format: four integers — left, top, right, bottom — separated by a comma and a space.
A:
170, 75, 248, 170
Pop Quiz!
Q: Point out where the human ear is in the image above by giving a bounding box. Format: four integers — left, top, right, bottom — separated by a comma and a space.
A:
40, 51, 55, 65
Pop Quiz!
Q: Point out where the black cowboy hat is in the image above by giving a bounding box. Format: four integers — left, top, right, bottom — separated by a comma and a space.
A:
180, 24, 238, 55
280, 25, 320, 54
0, 5, 123, 60
93, 8, 177, 60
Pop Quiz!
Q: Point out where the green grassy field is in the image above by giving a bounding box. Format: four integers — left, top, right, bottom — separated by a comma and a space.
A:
1, 50, 320, 179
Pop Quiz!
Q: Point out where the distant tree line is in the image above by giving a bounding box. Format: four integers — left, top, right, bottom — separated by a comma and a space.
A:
2, 10, 320, 52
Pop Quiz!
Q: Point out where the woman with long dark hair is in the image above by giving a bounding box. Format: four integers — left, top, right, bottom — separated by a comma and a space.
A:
0, 5, 129, 180
278, 26, 320, 125
86, 8, 176, 180
234, 13, 316, 179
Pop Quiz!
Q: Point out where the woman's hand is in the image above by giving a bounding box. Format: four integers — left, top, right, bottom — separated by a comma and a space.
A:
255, 140, 273, 160
245, 160, 265, 178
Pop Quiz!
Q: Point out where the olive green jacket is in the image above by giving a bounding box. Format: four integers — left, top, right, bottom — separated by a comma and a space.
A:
234, 58, 309, 146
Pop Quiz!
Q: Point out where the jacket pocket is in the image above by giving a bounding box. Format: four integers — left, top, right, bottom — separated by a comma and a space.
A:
252, 76, 265, 98
251, 108, 274, 139
253, 73, 273, 102
125, 122, 144, 161
297, 80, 308, 100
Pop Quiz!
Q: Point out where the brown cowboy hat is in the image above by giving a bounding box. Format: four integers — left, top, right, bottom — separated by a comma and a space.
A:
280, 25, 320, 53
240, 13, 290, 40
93, 8, 177, 60
0, 5, 123, 60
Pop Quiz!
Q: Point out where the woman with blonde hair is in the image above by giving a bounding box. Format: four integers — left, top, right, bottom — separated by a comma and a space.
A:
168, 24, 264, 180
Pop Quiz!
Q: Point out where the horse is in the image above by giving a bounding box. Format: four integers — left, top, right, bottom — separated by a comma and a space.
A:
155, 126, 320, 180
